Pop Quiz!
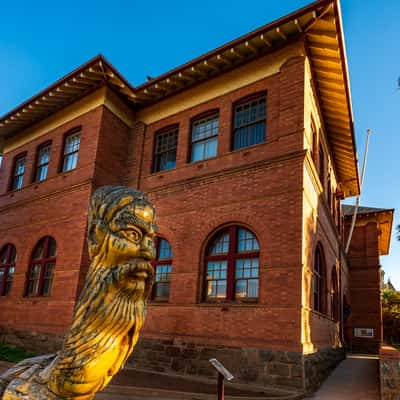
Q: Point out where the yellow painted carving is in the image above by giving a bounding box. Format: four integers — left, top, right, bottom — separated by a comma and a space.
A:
0, 186, 156, 399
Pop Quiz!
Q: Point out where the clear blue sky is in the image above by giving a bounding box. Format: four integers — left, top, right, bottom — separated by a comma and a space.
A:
1, 1, 399, 285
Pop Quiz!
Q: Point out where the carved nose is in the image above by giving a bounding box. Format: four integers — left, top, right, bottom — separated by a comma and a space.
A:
141, 236, 155, 259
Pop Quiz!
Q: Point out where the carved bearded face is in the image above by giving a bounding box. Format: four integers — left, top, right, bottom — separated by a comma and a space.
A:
87, 186, 157, 299
47, 187, 158, 398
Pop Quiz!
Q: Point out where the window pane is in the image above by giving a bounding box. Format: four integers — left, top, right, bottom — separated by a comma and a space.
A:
235, 280, 247, 298
37, 144, 51, 181
154, 129, 178, 172
204, 137, 218, 159
248, 279, 259, 298
155, 282, 170, 298
4, 265, 14, 295
192, 114, 219, 142
65, 133, 81, 155
38, 145, 51, 165
33, 241, 45, 260
237, 229, 259, 252
235, 258, 259, 299
42, 263, 55, 296
63, 133, 80, 172
36, 164, 49, 182
15, 157, 26, 175
209, 233, 229, 255
0, 247, 8, 264
191, 114, 219, 162
28, 264, 41, 296
233, 96, 266, 150
206, 260, 227, 299
191, 142, 205, 162
12, 157, 26, 190
48, 238, 57, 257
159, 239, 172, 259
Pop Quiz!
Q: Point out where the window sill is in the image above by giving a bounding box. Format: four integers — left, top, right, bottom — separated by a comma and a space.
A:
201, 300, 259, 307
148, 300, 169, 305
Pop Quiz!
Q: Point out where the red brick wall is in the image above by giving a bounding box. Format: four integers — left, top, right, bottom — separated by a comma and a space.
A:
0, 55, 324, 355
345, 221, 382, 352
0, 107, 102, 333
123, 57, 307, 352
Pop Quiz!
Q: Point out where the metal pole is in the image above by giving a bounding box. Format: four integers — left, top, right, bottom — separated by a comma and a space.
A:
345, 129, 372, 253
217, 372, 224, 400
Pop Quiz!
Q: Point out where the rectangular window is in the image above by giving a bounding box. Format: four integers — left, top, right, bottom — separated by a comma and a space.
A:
191, 113, 219, 162
154, 264, 172, 299
233, 95, 266, 150
62, 132, 80, 172
11, 155, 26, 190
153, 128, 178, 172
35, 144, 51, 182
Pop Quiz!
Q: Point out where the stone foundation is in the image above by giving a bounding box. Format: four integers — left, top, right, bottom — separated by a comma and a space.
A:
0, 327, 63, 354
129, 337, 345, 391
1, 328, 344, 392
303, 347, 345, 391
380, 344, 400, 400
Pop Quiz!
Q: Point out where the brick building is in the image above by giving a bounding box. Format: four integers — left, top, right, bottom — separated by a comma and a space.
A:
0, 0, 394, 392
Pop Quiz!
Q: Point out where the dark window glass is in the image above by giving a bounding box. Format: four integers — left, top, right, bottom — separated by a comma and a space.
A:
0, 244, 17, 296
153, 128, 178, 172
233, 96, 266, 150
26, 237, 56, 297
331, 268, 339, 321
12, 155, 26, 190
191, 114, 219, 162
62, 132, 80, 172
313, 245, 325, 313
152, 238, 173, 301
205, 226, 259, 301
35, 144, 51, 182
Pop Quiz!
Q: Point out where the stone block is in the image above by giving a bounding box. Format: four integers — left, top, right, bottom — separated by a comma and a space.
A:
268, 362, 290, 377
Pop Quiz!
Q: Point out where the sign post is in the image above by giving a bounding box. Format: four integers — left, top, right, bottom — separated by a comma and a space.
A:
209, 358, 234, 400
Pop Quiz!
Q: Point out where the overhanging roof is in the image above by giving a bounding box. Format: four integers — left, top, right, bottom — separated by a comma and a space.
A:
343, 205, 395, 256
0, 0, 359, 196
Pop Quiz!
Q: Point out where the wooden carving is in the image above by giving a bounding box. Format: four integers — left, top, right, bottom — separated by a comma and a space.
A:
0, 186, 156, 399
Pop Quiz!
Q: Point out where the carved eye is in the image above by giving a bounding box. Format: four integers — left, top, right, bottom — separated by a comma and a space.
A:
123, 229, 142, 242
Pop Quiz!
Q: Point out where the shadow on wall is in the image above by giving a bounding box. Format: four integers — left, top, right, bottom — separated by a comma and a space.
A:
302, 189, 343, 354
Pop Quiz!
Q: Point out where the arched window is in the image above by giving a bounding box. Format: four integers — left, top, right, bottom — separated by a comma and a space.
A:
331, 267, 339, 321
152, 238, 173, 301
27, 237, 57, 297
205, 226, 260, 301
313, 244, 325, 313
0, 244, 16, 296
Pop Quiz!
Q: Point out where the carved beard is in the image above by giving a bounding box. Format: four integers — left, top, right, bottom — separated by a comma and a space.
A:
47, 254, 154, 397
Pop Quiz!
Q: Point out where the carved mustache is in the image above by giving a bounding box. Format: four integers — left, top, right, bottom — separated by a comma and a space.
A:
113, 259, 154, 288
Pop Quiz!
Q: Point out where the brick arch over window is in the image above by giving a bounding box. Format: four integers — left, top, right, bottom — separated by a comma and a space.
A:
151, 237, 173, 301
313, 242, 326, 313
26, 236, 57, 297
204, 225, 260, 302
0, 243, 16, 296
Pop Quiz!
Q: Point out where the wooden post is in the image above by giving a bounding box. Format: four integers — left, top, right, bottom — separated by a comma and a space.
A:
217, 372, 224, 400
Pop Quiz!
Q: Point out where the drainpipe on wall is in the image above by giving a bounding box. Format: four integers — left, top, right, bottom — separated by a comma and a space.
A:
345, 129, 372, 253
